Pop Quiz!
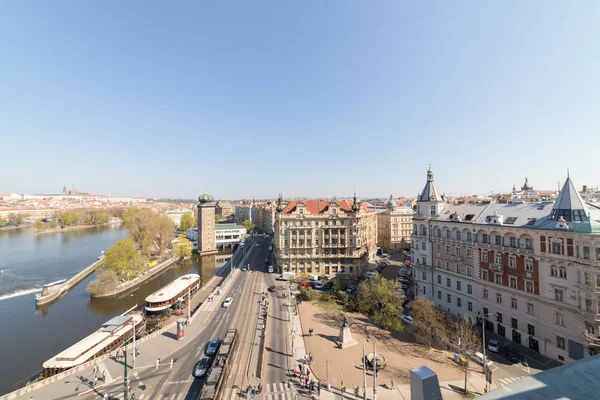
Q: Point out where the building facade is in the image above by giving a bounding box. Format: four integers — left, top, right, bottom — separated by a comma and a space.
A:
273, 193, 377, 277
215, 200, 234, 219
411, 167, 600, 364
377, 195, 414, 251
197, 193, 218, 256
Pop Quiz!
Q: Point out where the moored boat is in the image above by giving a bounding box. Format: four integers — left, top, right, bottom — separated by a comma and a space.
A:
144, 273, 201, 315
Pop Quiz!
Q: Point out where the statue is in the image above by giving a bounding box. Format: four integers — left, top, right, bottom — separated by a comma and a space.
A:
342, 314, 349, 328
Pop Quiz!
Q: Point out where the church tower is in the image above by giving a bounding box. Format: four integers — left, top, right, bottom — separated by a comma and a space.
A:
197, 192, 218, 256
416, 165, 445, 218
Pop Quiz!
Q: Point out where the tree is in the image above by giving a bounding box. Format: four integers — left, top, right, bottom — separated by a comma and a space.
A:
242, 219, 255, 232
8, 213, 25, 226
103, 238, 146, 280
410, 297, 447, 348
56, 211, 77, 227
215, 214, 221, 224
86, 270, 119, 296
180, 212, 195, 232
353, 276, 405, 331
448, 316, 481, 395
0, 216, 6, 226
34, 220, 46, 232
126, 209, 175, 256
173, 237, 193, 258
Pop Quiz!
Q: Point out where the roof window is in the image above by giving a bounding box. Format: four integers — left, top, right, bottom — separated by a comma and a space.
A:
464, 214, 475, 221
504, 217, 518, 225
527, 218, 537, 226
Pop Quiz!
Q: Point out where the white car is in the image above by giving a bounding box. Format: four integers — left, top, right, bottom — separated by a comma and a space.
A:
222, 297, 233, 308
401, 315, 413, 324
364, 271, 379, 279
473, 352, 494, 367
487, 340, 500, 353
255, 243, 260, 247
314, 281, 325, 290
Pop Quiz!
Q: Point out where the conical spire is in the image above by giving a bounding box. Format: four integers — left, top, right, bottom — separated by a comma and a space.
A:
276, 191, 285, 212
352, 191, 360, 212
548, 176, 588, 222
418, 165, 442, 202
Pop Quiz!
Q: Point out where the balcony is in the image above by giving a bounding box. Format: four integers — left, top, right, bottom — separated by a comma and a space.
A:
489, 262, 504, 272
584, 331, 600, 346
451, 255, 464, 262
525, 271, 533, 279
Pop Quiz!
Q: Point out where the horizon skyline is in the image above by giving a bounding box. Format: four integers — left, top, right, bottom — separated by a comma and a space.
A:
2, 3, 599, 198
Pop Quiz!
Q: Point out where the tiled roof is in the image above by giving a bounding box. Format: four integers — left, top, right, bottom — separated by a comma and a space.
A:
282, 200, 369, 214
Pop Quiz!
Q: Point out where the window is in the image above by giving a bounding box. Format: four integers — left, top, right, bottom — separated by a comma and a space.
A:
583, 246, 590, 260
446, 261, 450, 270
585, 272, 592, 285
422, 256, 426, 265
482, 234, 488, 244
586, 298, 593, 312
497, 313, 503, 323
509, 257, 516, 268
496, 293, 502, 304
528, 324, 535, 336
468, 302, 473, 312
455, 247, 461, 256
437, 290, 441, 299
437, 275, 441, 284
422, 271, 426, 280
551, 265, 558, 277
511, 318, 518, 329
436, 229, 441, 237
555, 288, 564, 302
482, 270, 488, 280
466, 248, 472, 257
436, 243, 441, 252
505, 217, 517, 225
556, 336, 566, 350
423, 286, 427, 295
457, 297, 462, 307
595, 248, 600, 262
456, 231, 461, 240
556, 312, 565, 326
430, 205, 436, 217
494, 254, 502, 264
456, 281, 461, 291
436, 259, 441, 268
422, 242, 426, 250
525, 259, 533, 272
446, 245, 450, 254
525, 238, 533, 249
527, 303, 534, 315
483, 307, 489, 316
596, 273, 600, 288
510, 237, 517, 247
551, 242, 561, 255
466, 267, 473, 277
482, 251, 488, 262
527, 218, 536, 226
498, 324, 506, 337
526, 281, 534, 293
467, 284, 472, 294
510, 277, 517, 289
446, 278, 451, 287
495, 274, 501, 284
483, 289, 488, 299
495, 235, 502, 245
466, 232, 472, 241
447, 294, 451, 303
456, 264, 460, 273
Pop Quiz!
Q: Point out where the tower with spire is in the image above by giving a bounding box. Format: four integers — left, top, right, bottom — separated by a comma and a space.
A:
416, 165, 446, 218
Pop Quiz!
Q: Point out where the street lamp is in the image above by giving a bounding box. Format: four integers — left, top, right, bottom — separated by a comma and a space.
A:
482, 312, 497, 392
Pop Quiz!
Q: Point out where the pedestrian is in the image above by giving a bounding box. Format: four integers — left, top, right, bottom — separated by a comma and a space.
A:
391, 378, 395, 390
317, 382, 321, 395
305, 375, 309, 388
304, 354, 308, 363
102, 370, 106, 381
299, 364, 303, 375
293, 369, 297, 378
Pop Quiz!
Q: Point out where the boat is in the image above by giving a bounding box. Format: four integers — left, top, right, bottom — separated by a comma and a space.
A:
144, 273, 201, 315
42, 311, 145, 377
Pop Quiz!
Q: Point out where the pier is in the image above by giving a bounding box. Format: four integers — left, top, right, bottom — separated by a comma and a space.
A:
35, 257, 105, 305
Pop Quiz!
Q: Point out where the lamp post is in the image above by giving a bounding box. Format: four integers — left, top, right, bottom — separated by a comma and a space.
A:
132, 319, 136, 368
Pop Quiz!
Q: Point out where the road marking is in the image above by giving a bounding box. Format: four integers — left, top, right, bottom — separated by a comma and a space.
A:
497, 376, 525, 386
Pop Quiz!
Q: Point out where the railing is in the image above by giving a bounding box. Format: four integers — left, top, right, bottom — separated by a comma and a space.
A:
451, 255, 464, 262
489, 262, 504, 272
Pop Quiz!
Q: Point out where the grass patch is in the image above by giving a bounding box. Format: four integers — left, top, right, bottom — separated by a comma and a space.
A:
315, 298, 344, 315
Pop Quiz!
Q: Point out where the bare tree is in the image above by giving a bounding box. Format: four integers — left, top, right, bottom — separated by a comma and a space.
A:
448, 316, 481, 395
410, 297, 447, 348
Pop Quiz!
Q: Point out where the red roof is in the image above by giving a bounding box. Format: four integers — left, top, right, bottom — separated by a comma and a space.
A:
282, 200, 369, 214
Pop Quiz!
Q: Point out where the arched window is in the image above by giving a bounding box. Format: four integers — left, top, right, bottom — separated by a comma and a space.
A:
421, 226, 427, 236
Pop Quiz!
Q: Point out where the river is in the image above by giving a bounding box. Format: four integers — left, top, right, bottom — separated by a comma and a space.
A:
0, 226, 229, 396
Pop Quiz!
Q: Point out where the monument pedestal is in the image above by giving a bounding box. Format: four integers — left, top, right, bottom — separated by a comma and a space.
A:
339, 326, 358, 349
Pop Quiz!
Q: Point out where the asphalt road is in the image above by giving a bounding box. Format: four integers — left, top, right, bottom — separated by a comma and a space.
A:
87, 237, 273, 400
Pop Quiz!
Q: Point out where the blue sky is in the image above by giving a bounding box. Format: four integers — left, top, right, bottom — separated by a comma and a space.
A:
1, 1, 599, 199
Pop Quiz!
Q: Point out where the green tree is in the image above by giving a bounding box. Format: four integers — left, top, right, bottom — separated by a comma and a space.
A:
410, 296, 448, 348
34, 220, 46, 232
86, 270, 119, 296
0, 216, 6, 226
242, 219, 255, 232
49, 220, 58, 228
57, 211, 77, 227
179, 212, 195, 232
353, 276, 405, 331
173, 237, 193, 258
126, 210, 175, 256
448, 316, 481, 395
215, 214, 221, 224
8, 213, 25, 226
103, 238, 146, 280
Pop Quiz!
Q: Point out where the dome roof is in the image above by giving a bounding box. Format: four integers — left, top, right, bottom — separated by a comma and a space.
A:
198, 192, 214, 203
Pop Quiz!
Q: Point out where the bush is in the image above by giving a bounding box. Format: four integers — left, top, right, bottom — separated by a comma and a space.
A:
86, 270, 119, 295
336, 291, 349, 306
319, 292, 334, 303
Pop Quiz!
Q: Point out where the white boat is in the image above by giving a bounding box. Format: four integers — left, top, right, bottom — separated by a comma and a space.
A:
144, 274, 201, 315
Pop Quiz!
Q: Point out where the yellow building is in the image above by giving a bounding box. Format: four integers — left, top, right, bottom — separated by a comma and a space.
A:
377, 195, 415, 251
273, 193, 377, 277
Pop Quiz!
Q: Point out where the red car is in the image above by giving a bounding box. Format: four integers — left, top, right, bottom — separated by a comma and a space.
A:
264, 258, 269, 264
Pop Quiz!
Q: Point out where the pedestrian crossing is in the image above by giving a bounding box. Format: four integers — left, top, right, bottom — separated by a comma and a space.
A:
496, 376, 526, 386
264, 382, 297, 400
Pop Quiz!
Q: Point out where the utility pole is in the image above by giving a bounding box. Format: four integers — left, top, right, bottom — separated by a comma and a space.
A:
373, 341, 377, 400
124, 348, 129, 400
187, 285, 191, 324
362, 340, 367, 400
132, 320, 136, 368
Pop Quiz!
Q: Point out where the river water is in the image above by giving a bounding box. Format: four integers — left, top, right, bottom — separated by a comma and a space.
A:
0, 226, 228, 396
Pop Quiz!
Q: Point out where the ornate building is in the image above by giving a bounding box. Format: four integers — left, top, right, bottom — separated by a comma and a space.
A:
215, 200, 234, 219
412, 168, 600, 363
377, 195, 414, 251
197, 192, 218, 256
273, 193, 377, 277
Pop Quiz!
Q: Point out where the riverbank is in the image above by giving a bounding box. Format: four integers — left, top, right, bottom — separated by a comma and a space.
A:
36, 224, 110, 234
0, 224, 33, 231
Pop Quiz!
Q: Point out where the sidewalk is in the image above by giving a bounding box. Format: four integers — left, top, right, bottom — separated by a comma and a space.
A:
4, 268, 241, 400
483, 330, 561, 371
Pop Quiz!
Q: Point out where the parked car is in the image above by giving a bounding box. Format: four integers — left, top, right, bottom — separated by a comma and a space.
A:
268, 265, 274, 273
264, 258, 269, 264
314, 281, 325, 290
346, 285, 357, 294
505, 347, 520, 363
472, 352, 494, 367
222, 297, 233, 308
487, 340, 500, 353
364, 271, 379, 279
205, 338, 221, 356
193, 357, 211, 377
401, 315, 413, 324
255, 243, 260, 247
267, 285, 276, 292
